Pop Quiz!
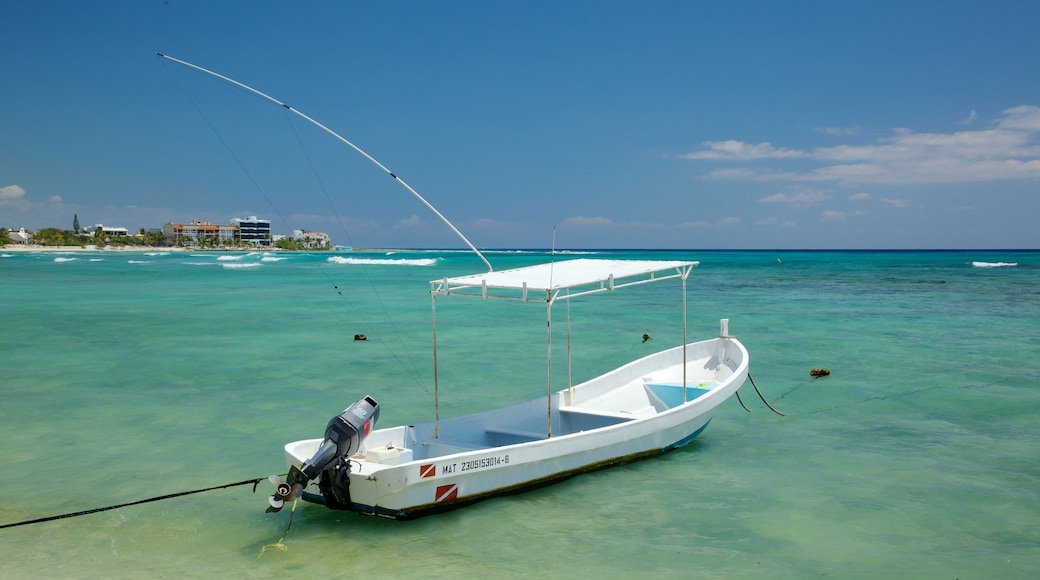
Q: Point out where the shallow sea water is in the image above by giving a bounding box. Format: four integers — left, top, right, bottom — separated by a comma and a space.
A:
1, 248, 1038, 578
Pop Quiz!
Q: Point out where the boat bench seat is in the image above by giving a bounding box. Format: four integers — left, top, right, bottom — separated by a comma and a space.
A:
557, 406, 635, 433
622, 405, 658, 418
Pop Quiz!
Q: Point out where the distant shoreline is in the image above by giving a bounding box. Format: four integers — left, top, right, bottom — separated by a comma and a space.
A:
0, 245, 362, 253
1, 245, 181, 252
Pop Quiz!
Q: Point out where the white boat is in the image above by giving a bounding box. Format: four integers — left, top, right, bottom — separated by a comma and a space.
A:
154, 54, 750, 520
271, 258, 749, 519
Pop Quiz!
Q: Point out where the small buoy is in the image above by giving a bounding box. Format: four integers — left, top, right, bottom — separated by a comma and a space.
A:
354, 334, 367, 341
810, 367, 830, 377
642, 333, 652, 343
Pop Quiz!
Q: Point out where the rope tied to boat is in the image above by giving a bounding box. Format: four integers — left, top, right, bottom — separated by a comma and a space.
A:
0, 476, 270, 530
735, 372, 786, 416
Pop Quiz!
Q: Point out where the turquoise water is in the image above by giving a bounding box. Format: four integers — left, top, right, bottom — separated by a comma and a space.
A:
1, 248, 1038, 578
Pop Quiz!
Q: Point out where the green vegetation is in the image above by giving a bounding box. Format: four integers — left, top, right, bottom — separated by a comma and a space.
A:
30, 228, 88, 247
275, 237, 304, 251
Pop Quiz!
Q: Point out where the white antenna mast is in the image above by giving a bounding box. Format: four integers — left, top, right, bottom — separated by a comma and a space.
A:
157, 52, 493, 272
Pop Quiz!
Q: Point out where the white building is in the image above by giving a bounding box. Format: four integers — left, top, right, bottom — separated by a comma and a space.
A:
291, 229, 331, 249
83, 224, 129, 237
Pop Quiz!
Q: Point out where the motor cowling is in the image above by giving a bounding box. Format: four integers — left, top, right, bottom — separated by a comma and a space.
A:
267, 395, 379, 512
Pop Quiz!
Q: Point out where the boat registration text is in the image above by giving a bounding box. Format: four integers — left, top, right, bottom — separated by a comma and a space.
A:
437, 454, 509, 476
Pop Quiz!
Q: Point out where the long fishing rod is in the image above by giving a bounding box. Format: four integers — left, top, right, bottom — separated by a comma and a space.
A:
156, 52, 493, 273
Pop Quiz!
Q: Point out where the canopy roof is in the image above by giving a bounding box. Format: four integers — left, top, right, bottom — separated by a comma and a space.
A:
431, 258, 698, 302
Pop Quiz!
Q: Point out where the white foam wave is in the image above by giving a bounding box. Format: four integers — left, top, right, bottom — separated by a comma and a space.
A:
89, 258, 104, 262
261, 255, 286, 262
972, 261, 1018, 268
2, 254, 14, 258
53, 257, 78, 263
217, 255, 244, 261
222, 262, 261, 269
327, 256, 438, 266
128, 260, 152, 264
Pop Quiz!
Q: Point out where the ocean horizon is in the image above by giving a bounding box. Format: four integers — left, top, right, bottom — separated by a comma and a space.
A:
2, 248, 1037, 578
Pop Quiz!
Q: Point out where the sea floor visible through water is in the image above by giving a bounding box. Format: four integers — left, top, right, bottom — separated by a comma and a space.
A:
1, 248, 1038, 578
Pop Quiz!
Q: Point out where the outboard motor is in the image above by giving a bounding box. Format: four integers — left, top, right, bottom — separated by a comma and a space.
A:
267, 395, 379, 512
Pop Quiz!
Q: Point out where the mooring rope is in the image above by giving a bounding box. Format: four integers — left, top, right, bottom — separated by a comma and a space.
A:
0, 476, 268, 530
746, 372, 786, 416
740, 378, 786, 417
734, 389, 752, 412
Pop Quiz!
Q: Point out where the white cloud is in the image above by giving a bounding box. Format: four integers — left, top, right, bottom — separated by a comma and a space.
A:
821, 209, 866, 222
817, 126, 860, 136
961, 109, 977, 125
560, 216, 615, 227
471, 217, 505, 229
680, 140, 807, 160
849, 192, 872, 201
684, 105, 1040, 186
1, 184, 26, 200
678, 220, 712, 228
0, 184, 29, 209
758, 188, 832, 206
880, 198, 911, 208
996, 105, 1040, 131
393, 215, 424, 228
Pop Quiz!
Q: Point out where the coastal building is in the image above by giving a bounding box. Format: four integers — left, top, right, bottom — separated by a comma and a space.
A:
291, 229, 331, 249
162, 220, 238, 246
83, 224, 130, 237
161, 216, 272, 247
6, 227, 30, 244
230, 216, 272, 246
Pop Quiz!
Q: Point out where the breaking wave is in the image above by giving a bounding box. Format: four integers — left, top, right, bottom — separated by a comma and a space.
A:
326, 256, 439, 266
972, 261, 1018, 268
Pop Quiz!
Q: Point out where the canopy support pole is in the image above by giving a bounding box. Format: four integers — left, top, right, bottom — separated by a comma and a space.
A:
681, 265, 691, 401
431, 292, 440, 438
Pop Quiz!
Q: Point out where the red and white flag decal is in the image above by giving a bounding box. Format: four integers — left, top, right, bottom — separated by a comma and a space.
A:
419, 463, 436, 479
436, 484, 459, 503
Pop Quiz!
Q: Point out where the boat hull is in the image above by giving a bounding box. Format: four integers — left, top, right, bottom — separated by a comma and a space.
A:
283, 335, 748, 519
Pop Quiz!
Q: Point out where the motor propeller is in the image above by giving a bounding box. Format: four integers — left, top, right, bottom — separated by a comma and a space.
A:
266, 473, 302, 512
265, 396, 380, 513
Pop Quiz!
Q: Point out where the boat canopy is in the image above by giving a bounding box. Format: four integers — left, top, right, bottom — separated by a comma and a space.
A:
430, 258, 699, 303
427, 257, 701, 438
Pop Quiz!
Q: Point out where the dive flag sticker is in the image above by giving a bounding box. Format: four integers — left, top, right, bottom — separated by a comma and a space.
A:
436, 484, 458, 503
420, 463, 436, 478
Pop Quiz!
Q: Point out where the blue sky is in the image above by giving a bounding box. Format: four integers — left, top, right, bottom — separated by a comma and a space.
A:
3, 1, 1039, 249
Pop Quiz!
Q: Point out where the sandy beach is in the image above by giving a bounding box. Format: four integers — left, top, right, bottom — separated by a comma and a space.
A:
1, 244, 181, 252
